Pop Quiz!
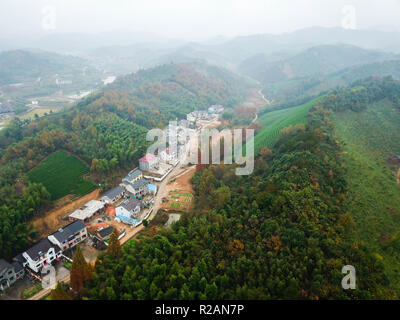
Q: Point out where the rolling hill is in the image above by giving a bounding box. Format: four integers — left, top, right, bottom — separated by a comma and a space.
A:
0, 49, 98, 85
334, 99, 400, 291
254, 97, 318, 151
239, 44, 395, 84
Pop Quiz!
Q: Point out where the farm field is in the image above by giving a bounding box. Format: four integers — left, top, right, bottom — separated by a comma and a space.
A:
334, 100, 400, 292
254, 97, 318, 151
27, 150, 96, 201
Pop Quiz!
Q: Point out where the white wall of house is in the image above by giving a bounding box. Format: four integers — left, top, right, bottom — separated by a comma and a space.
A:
22, 248, 62, 273
0, 268, 16, 291
48, 229, 88, 252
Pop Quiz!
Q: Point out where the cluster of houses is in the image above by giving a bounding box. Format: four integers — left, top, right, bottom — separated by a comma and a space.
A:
186, 105, 224, 127
1, 103, 226, 293
102, 168, 157, 227
1, 220, 88, 291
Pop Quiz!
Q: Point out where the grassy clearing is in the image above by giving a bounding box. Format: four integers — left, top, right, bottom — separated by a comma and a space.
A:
20, 107, 58, 120
254, 98, 318, 151
334, 100, 400, 290
170, 203, 182, 208
27, 150, 96, 201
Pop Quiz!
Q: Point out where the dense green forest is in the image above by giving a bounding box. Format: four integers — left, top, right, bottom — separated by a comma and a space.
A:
82, 94, 396, 299
0, 64, 246, 256
0, 62, 249, 259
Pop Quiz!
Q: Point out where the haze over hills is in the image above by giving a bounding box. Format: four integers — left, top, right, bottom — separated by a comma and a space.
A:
0, 49, 98, 85
2, 14, 400, 301
239, 44, 396, 83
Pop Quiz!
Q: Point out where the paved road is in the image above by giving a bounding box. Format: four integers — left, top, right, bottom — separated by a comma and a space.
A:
28, 274, 70, 300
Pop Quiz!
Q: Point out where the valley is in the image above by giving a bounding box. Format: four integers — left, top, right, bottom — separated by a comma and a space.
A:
0, 16, 400, 302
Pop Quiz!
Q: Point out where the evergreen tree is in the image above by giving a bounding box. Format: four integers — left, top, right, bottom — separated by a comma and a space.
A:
107, 229, 122, 258
70, 245, 93, 293
50, 282, 72, 300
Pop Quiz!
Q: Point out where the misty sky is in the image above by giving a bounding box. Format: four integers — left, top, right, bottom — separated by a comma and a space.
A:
1, 0, 400, 41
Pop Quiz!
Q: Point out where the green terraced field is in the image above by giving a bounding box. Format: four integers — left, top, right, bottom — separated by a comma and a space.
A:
254, 98, 318, 151
27, 150, 96, 201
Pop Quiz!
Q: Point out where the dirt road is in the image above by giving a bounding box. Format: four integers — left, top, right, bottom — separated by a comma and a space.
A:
32, 189, 100, 237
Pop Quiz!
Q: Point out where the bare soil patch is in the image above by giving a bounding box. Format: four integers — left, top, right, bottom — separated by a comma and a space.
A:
31, 189, 100, 237
161, 166, 196, 212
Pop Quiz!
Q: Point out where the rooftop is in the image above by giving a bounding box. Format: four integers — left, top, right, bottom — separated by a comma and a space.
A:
139, 154, 157, 163
127, 178, 149, 190
0, 259, 12, 274
102, 185, 125, 200
11, 261, 24, 273
121, 197, 143, 212
24, 238, 61, 261
98, 226, 114, 239
69, 200, 105, 221
51, 220, 86, 243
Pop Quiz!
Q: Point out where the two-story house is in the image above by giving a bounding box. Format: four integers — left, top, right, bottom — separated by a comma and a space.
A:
116, 198, 143, 219
139, 154, 158, 172
48, 220, 88, 251
0, 259, 17, 291
101, 185, 125, 204
159, 148, 177, 163
123, 178, 149, 198
21, 238, 62, 273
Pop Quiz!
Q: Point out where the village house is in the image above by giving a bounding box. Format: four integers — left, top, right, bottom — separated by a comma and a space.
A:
123, 178, 149, 198
21, 238, 62, 273
139, 153, 159, 172
11, 261, 25, 281
69, 200, 105, 222
122, 168, 143, 184
97, 226, 114, 241
48, 220, 88, 251
187, 110, 210, 124
159, 148, 177, 163
178, 119, 189, 128
148, 183, 157, 195
208, 104, 224, 114
0, 259, 17, 291
187, 112, 196, 123
101, 185, 125, 204
116, 198, 143, 218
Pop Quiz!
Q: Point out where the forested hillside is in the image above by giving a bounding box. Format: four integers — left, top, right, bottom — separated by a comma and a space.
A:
239, 44, 393, 84
0, 50, 97, 85
82, 102, 395, 300
324, 77, 400, 291
0, 62, 250, 259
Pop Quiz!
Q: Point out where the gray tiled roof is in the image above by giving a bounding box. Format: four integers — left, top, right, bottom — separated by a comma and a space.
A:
98, 226, 114, 238
102, 186, 124, 200
24, 238, 61, 261
129, 178, 148, 189
52, 220, 86, 243
0, 259, 12, 274
11, 261, 23, 273
121, 198, 142, 212
123, 169, 142, 182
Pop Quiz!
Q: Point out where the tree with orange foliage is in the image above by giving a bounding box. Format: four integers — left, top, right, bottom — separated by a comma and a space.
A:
70, 245, 93, 293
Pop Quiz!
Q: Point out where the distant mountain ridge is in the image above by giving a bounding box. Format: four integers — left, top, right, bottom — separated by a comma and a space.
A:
0, 49, 93, 85
239, 44, 396, 83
